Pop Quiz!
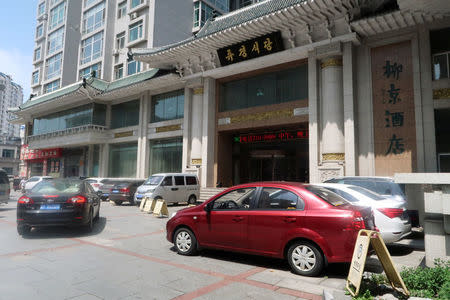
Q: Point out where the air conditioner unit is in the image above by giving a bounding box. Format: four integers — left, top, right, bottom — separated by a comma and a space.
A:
130, 12, 138, 20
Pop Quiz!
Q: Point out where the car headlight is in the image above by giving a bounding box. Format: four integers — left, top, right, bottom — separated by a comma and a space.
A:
170, 211, 177, 219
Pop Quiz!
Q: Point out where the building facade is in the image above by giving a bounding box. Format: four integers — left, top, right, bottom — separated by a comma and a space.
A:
12, 0, 450, 185
0, 137, 21, 176
0, 73, 22, 138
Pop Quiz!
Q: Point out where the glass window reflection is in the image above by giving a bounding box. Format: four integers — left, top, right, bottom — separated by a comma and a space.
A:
151, 90, 184, 123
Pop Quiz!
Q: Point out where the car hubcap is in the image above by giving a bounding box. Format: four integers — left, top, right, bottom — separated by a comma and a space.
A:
292, 245, 316, 271
176, 231, 191, 252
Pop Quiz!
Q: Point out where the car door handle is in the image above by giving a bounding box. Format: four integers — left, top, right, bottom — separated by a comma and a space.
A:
171, 188, 178, 191
232, 216, 244, 222
284, 217, 297, 223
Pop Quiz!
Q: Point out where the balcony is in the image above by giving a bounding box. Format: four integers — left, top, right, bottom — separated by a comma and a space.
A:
28, 125, 110, 149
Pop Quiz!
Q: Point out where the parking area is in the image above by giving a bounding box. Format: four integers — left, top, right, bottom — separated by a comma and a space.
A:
0, 191, 425, 300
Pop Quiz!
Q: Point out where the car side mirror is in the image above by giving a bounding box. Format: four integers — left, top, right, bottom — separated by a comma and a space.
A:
204, 203, 212, 213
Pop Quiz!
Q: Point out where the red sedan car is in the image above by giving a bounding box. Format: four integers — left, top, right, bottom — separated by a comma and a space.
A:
166, 182, 375, 276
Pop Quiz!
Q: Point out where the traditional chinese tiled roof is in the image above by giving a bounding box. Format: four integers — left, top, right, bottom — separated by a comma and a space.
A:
133, 0, 306, 58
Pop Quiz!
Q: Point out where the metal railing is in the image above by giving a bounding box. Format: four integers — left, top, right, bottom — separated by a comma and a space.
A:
432, 51, 450, 80
28, 124, 107, 142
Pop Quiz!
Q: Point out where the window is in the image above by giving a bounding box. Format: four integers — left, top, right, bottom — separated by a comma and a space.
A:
128, 20, 143, 43
79, 63, 101, 79
151, 90, 184, 122
193, 1, 218, 28
45, 80, 60, 93
114, 64, 123, 79
326, 188, 359, 203
131, 0, 143, 9
49, 1, 66, 30
2, 149, 14, 158
127, 60, 141, 75
257, 188, 301, 210
84, 0, 97, 7
117, 1, 126, 18
162, 176, 173, 186
174, 176, 185, 186
219, 65, 308, 112
150, 139, 182, 174
205, 0, 229, 11
36, 24, 43, 39
38, 2, 45, 15
111, 100, 139, 129
47, 26, 64, 55
82, 2, 105, 34
305, 186, 347, 207
80, 31, 103, 64
32, 71, 39, 85
212, 187, 255, 210
116, 32, 125, 49
186, 176, 197, 185
46, 53, 62, 80
108, 143, 137, 177
34, 47, 41, 61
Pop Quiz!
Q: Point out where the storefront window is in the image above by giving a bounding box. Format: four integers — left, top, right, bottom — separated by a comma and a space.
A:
219, 65, 308, 112
32, 103, 106, 135
151, 90, 184, 123
109, 143, 137, 177
149, 138, 182, 174
111, 100, 139, 129
92, 145, 100, 177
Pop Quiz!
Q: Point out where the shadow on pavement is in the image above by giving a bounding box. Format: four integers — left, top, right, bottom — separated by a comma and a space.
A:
20, 216, 107, 239
0, 207, 16, 212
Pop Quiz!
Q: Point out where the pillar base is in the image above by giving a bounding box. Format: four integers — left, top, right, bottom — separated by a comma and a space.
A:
318, 161, 344, 182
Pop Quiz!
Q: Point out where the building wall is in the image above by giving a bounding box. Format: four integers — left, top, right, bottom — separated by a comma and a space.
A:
0, 73, 22, 137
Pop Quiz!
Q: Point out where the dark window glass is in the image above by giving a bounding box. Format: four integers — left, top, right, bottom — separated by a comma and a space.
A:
2, 149, 15, 158
108, 143, 137, 177
186, 176, 197, 185
327, 188, 359, 203
0, 173, 9, 184
111, 100, 139, 129
258, 188, 301, 210
305, 186, 347, 207
219, 65, 307, 112
174, 176, 184, 186
212, 187, 255, 210
162, 176, 173, 186
151, 90, 184, 122
32, 179, 82, 194
150, 138, 182, 174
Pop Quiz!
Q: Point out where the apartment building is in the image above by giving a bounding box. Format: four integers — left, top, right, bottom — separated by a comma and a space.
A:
0, 72, 22, 138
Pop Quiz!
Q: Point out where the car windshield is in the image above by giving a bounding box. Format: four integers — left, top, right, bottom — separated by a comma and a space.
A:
348, 186, 385, 200
374, 181, 405, 197
305, 186, 348, 206
144, 176, 163, 185
31, 179, 82, 195
85, 179, 97, 183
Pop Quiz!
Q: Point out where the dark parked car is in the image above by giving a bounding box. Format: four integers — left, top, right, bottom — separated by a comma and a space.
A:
109, 180, 144, 205
166, 182, 375, 276
17, 179, 101, 235
97, 179, 123, 201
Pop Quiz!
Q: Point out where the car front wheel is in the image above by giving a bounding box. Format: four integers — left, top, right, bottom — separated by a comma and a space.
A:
287, 241, 324, 276
174, 228, 197, 256
17, 225, 31, 236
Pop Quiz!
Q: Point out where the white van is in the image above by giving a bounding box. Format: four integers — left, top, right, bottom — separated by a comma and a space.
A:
134, 173, 200, 205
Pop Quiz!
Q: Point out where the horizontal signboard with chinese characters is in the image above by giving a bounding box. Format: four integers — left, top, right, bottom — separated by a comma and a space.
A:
20, 145, 62, 161
234, 130, 308, 144
217, 31, 284, 66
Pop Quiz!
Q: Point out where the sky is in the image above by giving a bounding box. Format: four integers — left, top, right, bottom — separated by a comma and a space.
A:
0, 0, 39, 103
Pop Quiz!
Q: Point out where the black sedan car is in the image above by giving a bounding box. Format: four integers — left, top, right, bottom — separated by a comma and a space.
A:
17, 179, 101, 235
109, 180, 144, 205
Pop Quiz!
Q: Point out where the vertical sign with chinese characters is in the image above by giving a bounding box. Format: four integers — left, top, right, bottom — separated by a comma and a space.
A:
217, 32, 284, 66
371, 41, 416, 175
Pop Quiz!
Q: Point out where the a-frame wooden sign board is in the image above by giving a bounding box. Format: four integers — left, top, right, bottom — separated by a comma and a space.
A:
346, 230, 410, 297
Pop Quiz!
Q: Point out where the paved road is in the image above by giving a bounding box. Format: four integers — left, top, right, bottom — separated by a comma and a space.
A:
0, 191, 425, 300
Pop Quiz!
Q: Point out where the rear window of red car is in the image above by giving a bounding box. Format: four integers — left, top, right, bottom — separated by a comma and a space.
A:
305, 186, 347, 206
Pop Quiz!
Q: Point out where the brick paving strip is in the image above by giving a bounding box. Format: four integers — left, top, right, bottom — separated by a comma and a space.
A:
1, 217, 321, 299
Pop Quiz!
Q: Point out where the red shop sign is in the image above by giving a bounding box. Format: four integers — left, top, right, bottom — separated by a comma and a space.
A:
20, 145, 62, 160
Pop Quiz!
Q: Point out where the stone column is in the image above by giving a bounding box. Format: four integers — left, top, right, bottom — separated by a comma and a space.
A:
182, 87, 192, 172
136, 93, 149, 178
87, 144, 94, 177
98, 144, 109, 177
343, 42, 356, 176
201, 77, 216, 188
190, 87, 204, 166
318, 56, 345, 181
308, 51, 320, 183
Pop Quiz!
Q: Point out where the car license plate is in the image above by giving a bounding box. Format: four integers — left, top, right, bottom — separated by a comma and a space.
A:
103, 193, 109, 197
40, 204, 60, 210
0, 191, 4, 195
136, 194, 142, 199
112, 190, 119, 193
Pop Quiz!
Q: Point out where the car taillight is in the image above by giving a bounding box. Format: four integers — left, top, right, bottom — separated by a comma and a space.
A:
378, 208, 403, 218
344, 211, 366, 231
7, 188, 10, 195
92, 183, 100, 188
67, 195, 87, 204
120, 188, 130, 194
18, 196, 34, 204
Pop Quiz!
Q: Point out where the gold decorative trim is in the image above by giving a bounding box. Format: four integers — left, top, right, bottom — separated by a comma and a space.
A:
229, 109, 294, 124
193, 88, 204, 95
322, 153, 345, 161
155, 124, 181, 133
320, 58, 342, 69
191, 158, 202, 165
114, 131, 134, 138
433, 88, 450, 100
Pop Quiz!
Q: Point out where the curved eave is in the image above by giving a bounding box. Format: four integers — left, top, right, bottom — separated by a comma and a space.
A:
133, 0, 355, 68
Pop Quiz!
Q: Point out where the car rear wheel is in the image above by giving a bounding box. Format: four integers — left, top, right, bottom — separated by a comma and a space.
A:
188, 195, 196, 205
287, 241, 324, 276
17, 225, 31, 236
174, 228, 197, 256
85, 210, 94, 233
